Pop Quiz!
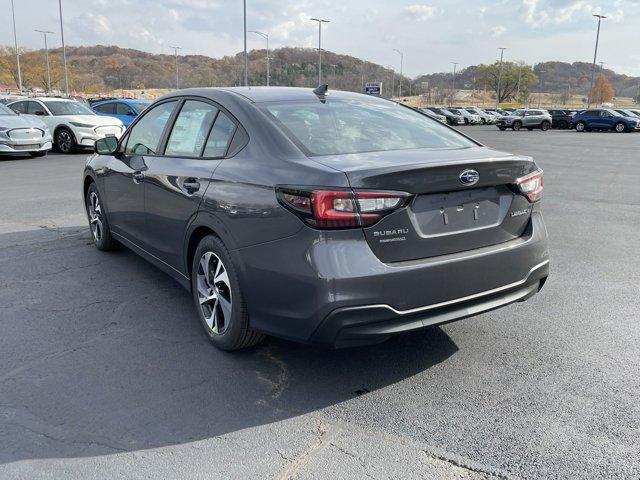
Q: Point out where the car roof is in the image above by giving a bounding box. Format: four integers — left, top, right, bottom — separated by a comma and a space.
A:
93, 98, 151, 106
161, 86, 379, 104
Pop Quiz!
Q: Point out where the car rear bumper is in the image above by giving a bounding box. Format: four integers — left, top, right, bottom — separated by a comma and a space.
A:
237, 210, 549, 347
310, 261, 547, 347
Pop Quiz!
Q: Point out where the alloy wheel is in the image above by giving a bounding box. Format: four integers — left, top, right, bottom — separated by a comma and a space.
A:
196, 251, 233, 334
88, 191, 103, 242
615, 123, 625, 133
57, 130, 73, 153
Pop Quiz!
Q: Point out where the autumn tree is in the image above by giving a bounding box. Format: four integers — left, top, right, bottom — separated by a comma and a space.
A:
590, 74, 615, 104
478, 62, 537, 104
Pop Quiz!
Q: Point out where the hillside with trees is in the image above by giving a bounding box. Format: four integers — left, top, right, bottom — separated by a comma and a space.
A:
0, 45, 406, 96
1, 45, 638, 104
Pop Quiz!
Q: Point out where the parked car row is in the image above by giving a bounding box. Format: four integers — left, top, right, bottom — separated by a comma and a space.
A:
1, 96, 151, 157
421, 107, 500, 126
495, 107, 640, 133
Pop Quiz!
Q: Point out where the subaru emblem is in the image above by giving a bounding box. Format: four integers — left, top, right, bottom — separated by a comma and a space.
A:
459, 169, 479, 186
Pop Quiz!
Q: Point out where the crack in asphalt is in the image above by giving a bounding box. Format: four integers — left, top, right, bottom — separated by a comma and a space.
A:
275, 419, 331, 480
259, 345, 290, 400
421, 450, 511, 479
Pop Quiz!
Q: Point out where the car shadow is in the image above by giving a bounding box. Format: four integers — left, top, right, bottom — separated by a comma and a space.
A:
0, 227, 458, 463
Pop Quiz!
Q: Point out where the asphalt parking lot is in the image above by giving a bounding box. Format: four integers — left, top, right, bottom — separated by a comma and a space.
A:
1, 127, 639, 479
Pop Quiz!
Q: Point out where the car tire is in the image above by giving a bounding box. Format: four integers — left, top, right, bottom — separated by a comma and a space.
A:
481, 118, 486, 125
85, 183, 117, 251
614, 122, 626, 133
575, 121, 587, 132
29, 151, 47, 157
464, 118, 469, 125
55, 127, 76, 154
191, 234, 265, 351
557, 120, 567, 129
498, 126, 506, 131
541, 121, 551, 131
512, 121, 522, 131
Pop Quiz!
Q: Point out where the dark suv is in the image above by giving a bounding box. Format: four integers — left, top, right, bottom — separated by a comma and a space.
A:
83, 87, 549, 350
572, 109, 640, 133
548, 109, 576, 129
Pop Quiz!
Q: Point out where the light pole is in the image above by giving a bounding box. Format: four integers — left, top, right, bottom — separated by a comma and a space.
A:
515, 60, 524, 103
587, 14, 606, 107
58, 0, 69, 96
10, 0, 23, 93
243, 0, 248, 86
35, 30, 55, 93
450, 62, 458, 106
169, 46, 181, 89
496, 47, 507, 108
393, 49, 403, 97
248, 31, 269, 86
310, 18, 329, 85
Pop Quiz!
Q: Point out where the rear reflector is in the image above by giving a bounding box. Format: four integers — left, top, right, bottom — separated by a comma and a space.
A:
277, 188, 409, 229
516, 169, 544, 202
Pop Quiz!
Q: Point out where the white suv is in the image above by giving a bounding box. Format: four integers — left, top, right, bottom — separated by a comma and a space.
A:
8, 97, 124, 153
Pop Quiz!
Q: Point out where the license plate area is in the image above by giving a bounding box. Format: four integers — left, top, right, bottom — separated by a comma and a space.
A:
410, 186, 512, 237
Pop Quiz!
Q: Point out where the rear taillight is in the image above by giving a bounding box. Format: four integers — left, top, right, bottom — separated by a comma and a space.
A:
516, 169, 543, 202
277, 188, 409, 229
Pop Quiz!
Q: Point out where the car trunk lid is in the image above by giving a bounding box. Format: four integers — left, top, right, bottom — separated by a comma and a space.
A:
311, 146, 538, 263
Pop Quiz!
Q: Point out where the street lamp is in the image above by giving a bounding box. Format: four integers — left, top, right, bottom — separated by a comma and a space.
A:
10, 0, 22, 94
496, 47, 507, 108
169, 46, 181, 89
243, 0, 248, 86
310, 18, 330, 85
450, 62, 458, 106
58, 0, 69, 96
248, 30, 269, 86
35, 30, 55, 93
393, 49, 403, 97
587, 14, 606, 107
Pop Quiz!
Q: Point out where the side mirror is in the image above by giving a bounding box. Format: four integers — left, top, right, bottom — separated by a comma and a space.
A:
35, 110, 46, 116
126, 110, 136, 116
95, 136, 119, 155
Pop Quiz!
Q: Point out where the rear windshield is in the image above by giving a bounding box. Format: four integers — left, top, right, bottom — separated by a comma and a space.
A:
261, 99, 476, 156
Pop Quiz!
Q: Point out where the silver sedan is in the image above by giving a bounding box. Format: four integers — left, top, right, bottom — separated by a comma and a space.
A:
0, 103, 53, 157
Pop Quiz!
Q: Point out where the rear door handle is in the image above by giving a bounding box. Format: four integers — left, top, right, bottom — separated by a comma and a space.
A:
132, 171, 144, 184
182, 178, 201, 193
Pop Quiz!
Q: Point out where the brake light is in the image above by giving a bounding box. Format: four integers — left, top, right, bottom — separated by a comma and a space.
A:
516, 169, 544, 202
277, 188, 409, 229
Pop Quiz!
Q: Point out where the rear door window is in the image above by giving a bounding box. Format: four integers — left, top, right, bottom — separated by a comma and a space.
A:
203, 111, 236, 157
116, 103, 134, 115
94, 103, 115, 114
165, 100, 219, 157
28, 101, 47, 115
10, 101, 27, 114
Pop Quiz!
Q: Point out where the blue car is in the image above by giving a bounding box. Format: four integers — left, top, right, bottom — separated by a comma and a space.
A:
92, 99, 151, 127
572, 108, 640, 133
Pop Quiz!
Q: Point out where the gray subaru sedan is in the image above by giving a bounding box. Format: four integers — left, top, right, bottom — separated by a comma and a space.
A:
83, 86, 549, 350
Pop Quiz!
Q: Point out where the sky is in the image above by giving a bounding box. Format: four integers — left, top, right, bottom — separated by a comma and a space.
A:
4, 0, 640, 77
